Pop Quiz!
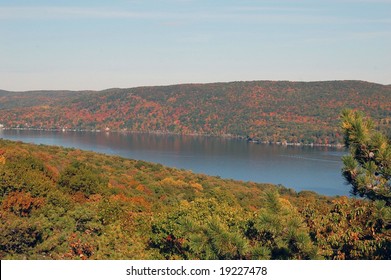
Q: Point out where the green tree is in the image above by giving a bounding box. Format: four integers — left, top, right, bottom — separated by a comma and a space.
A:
340, 109, 391, 204
149, 198, 250, 260
301, 196, 390, 259
244, 191, 319, 259
58, 161, 106, 197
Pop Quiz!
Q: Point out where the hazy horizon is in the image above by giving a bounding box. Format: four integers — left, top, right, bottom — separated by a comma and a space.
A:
0, 79, 390, 93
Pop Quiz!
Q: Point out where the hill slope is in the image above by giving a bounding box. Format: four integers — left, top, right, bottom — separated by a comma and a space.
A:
0, 139, 389, 259
1, 80, 390, 144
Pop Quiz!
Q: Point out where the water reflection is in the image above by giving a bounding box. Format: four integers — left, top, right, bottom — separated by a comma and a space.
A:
0, 130, 349, 196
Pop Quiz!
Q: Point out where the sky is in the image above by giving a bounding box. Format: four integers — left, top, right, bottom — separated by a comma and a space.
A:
0, 0, 390, 91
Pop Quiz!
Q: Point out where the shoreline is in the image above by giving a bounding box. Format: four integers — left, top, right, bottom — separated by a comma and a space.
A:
0, 126, 346, 148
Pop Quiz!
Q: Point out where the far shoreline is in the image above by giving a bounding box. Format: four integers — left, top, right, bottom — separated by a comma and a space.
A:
0, 126, 346, 148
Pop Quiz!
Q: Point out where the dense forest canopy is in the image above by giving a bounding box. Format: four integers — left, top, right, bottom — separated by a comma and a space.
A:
1, 80, 390, 144
0, 137, 390, 260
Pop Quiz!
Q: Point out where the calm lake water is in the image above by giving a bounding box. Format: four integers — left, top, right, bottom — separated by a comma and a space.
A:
0, 129, 350, 196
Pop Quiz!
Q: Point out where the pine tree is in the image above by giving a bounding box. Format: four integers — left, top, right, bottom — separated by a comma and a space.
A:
245, 191, 319, 259
340, 109, 391, 204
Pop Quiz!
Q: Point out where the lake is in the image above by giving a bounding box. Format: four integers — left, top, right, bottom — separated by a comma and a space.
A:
0, 129, 350, 196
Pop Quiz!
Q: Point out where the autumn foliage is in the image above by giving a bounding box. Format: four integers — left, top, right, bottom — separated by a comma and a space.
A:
1, 81, 390, 144
0, 138, 390, 260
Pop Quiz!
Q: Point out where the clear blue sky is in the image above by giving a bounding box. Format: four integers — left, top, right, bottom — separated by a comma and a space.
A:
1, 0, 390, 90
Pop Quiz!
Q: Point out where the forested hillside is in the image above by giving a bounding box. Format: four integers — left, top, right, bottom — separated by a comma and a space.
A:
0, 139, 389, 259
1, 80, 390, 144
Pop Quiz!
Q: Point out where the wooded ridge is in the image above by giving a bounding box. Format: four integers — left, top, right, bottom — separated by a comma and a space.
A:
0, 139, 389, 259
1, 80, 390, 144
